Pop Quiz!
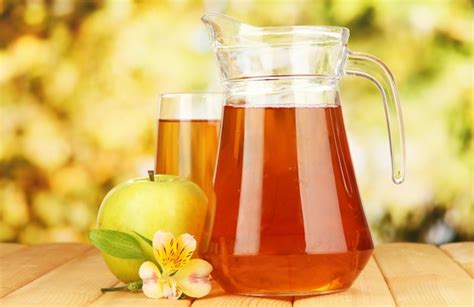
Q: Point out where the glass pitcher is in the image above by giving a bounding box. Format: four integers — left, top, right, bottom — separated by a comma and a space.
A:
200, 13, 405, 296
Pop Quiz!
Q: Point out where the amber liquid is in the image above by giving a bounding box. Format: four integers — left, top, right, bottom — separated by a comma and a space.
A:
155, 119, 220, 199
202, 105, 373, 295
155, 119, 220, 248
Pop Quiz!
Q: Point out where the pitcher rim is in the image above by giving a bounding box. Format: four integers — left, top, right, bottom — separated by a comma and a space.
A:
202, 13, 350, 47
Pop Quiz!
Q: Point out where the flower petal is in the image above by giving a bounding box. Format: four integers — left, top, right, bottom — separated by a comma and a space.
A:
174, 259, 213, 298
139, 261, 163, 299
162, 276, 182, 300
174, 233, 196, 267
153, 230, 174, 250
152, 230, 176, 274
152, 231, 197, 275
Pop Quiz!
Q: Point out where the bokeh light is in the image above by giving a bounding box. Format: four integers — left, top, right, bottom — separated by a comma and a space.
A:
0, 0, 472, 244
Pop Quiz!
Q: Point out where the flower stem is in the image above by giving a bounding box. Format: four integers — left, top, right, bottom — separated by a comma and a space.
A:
101, 280, 143, 293
127, 280, 143, 292
101, 285, 128, 292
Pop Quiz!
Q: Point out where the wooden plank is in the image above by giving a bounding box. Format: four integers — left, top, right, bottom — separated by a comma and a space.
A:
294, 257, 395, 306
192, 280, 292, 307
0, 243, 90, 298
0, 243, 26, 257
91, 288, 191, 306
374, 243, 473, 306
440, 242, 474, 278
0, 248, 117, 306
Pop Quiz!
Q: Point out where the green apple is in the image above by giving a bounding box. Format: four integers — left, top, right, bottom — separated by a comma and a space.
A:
96, 174, 207, 283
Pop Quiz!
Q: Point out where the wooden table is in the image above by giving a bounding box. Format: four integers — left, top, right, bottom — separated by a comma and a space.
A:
0, 242, 472, 306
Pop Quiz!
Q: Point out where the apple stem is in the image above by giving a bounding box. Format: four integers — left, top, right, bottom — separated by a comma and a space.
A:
148, 170, 155, 181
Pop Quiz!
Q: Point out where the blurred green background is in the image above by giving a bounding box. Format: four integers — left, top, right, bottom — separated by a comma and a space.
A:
0, 0, 472, 245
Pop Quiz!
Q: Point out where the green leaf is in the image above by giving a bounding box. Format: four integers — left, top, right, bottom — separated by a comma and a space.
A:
134, 231, 164, 273
88, 229, 145, 260
134, 231, 153, 248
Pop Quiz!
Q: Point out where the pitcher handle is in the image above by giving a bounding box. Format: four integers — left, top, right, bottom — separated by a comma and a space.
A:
344, 51, 405, 184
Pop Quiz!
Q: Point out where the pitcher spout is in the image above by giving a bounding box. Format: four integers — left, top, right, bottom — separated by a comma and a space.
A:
201, 13, 255, 49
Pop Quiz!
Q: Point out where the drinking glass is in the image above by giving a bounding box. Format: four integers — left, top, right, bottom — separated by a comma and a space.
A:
154, 93, 223, 247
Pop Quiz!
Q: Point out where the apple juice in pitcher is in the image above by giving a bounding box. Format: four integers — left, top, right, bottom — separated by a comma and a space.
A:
207, 102, 373, 294
201, 14, 405, 295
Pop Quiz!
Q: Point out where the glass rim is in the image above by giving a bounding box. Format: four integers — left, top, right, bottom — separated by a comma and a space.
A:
158, 92, 223, 120
160, 92, 224, 99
